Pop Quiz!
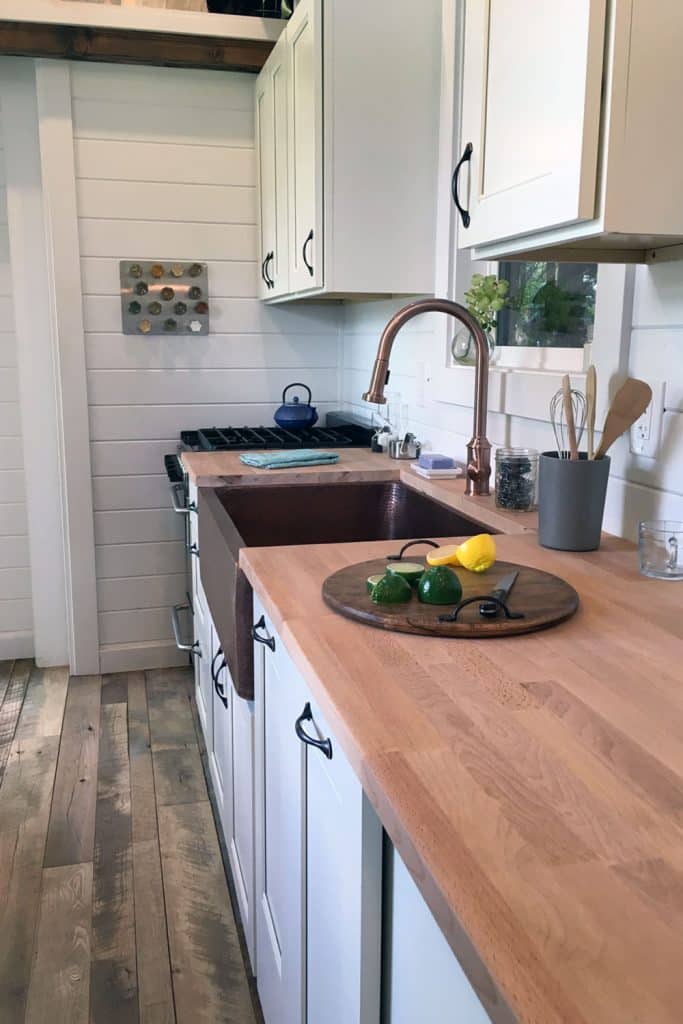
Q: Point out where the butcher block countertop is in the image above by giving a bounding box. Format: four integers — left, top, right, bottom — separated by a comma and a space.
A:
181, 447, 538, 536
240, 531, 683, 1024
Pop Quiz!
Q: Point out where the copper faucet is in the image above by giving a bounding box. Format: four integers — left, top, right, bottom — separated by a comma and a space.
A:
362, 298, 491, 496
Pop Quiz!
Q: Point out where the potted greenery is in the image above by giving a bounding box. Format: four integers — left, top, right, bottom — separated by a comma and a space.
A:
451, 273, 509, 365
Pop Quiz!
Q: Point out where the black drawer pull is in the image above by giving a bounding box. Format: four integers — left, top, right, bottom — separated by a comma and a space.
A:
295, 702, 332, 759
302, 229, 314, 276
264, 251, 275, 289
451, 142, 473, 228
211, 648, 228, 709
252, 615, 275, 651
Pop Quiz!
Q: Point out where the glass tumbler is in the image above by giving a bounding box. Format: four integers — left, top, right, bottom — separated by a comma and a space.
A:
638, 521, 683, 580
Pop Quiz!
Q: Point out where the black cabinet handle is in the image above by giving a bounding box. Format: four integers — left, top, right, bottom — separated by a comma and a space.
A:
211, 648, 228, 709
264, 251, 275, 289
302, 229, 314, 277
295, 702, 332, 759
261, 254, 269, 287
451, 142, 473, 228
189, 542, 200, 558
252, 615, 275, 651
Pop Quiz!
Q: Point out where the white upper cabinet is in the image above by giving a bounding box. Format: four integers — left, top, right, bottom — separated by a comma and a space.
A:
287, 0, 323, 293
256, 41, 290, 298
457, 0, 683, 263
255, 0, 441, 300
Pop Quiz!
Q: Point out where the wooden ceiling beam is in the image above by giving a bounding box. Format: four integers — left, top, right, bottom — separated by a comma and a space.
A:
0, 21, 274, 73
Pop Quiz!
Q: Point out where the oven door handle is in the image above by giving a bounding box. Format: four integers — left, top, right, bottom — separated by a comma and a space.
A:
171, 604, 201, 656
170, 482, 196, 515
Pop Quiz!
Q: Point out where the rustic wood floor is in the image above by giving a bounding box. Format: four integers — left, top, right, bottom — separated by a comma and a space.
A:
0, 659, 259, 1024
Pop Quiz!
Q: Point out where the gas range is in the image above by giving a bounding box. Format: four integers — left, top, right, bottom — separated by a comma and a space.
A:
164, 413, 374, 485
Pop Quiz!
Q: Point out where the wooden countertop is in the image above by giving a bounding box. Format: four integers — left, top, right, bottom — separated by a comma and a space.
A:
240, 531, 683, 1024
181, 448, 538, 536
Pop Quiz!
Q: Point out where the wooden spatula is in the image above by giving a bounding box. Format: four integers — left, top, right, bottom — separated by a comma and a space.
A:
585, 364, 597, 459
594, 377, 652, 460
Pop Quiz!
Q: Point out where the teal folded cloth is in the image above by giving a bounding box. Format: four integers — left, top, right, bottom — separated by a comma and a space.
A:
239, 449, 340, 470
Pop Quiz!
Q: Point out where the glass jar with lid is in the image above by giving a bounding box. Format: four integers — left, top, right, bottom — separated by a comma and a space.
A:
495, 447, 538, 511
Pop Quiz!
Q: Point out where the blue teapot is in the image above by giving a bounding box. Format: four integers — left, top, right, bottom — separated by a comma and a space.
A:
274, 383, 318, 430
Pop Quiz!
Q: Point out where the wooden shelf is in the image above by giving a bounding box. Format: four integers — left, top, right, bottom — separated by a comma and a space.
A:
0, 1, 282, 73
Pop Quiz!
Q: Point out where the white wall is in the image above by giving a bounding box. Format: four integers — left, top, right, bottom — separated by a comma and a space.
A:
70, 62, 339, 673
0, 116, 32, 659
340, 268, 683, 542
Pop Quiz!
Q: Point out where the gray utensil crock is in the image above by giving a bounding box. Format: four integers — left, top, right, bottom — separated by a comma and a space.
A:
538, 452, 610, 551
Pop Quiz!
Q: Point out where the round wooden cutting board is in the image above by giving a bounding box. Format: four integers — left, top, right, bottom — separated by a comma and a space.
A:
322, 558, 579, 638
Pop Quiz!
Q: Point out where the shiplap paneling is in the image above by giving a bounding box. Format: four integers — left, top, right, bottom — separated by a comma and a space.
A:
94, 509, 184, 545
74, 139, 255, 187
73, 61, 340, 671
97, 573, 187, 613
0, 115, 31, 657
95, 541, 187, 579
77, 179, 256, 225
89, 402, 339, 441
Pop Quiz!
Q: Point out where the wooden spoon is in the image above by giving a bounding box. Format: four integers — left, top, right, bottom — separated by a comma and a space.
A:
585, 364, 597, 459
562, 374, 579, 460
594, 377, 652, 460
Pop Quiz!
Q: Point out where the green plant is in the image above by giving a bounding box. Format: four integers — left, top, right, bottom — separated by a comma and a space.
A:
464, 274, 509, 334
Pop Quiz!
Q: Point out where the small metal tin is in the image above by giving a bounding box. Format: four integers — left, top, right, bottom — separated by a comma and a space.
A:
138, 319, 152, 334
174, 301, 187, 315
189, 285, 202, 300
163, 318, 177, 331
194, 301, 209, 315
129, 263, 143, 278
161, 286, 174, 302
128, 300, 141, 315
150, 263, 164, 278
189, 320, 202, 333
148, 301, 162, 316
189, 263, 202, 277
170, 263, 184, 277
135, 281, 149, 296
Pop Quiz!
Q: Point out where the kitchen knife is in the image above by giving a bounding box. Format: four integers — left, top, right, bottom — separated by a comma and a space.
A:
479, 570, 519, 618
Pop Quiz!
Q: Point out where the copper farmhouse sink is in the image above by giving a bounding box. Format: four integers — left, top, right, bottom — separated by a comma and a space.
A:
199, 480, 488, 699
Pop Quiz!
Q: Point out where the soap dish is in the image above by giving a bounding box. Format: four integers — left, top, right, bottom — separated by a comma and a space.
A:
410, 463, 464, 480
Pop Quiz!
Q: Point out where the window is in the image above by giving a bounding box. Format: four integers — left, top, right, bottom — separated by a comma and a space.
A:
496, 261, 597, 350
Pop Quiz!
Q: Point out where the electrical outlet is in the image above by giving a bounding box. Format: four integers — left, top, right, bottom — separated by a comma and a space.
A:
629, 380, 666, 459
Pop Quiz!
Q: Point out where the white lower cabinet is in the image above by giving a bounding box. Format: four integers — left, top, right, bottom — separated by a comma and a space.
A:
253, 596, 382, 1024
384, 847, 492, 1024
192, 590, 213, 747
228, 683, 257, 972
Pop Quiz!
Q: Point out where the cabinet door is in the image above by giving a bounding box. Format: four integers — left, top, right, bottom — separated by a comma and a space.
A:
287, 0, 323, 293
255, 605, 307, 1024
256, 41, 290, 298
458, 0, 606, 247
229, 690, 256, 973
385, 846, 492, 1023
193, 593, 213, 750
303, 698, 382, 1024
209, 629, 233, 841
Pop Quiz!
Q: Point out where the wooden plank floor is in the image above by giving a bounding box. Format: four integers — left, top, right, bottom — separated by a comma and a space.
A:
0, 660, 260, 1024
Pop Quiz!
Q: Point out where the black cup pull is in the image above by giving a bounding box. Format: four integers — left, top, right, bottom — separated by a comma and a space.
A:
252, 615, 275, 651
451, 142, 473, 228
264, 251, 275, 289
295, 702, 332, 759
302, 229, 314, 277
213, 653, 228, 709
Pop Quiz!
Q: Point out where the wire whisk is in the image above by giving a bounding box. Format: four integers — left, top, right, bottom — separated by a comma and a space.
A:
550, 386, 587, 459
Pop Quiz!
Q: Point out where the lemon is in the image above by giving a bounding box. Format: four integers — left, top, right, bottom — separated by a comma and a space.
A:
426, 544, 461, 567
455, 533, 496, 573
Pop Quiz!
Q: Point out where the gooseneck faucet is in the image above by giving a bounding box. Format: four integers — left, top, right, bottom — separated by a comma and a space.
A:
362, 298, 491, 496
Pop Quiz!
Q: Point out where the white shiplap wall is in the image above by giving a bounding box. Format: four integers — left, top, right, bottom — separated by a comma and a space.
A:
0, 118, 33, 659
341, 272, 683, 541
71, 62, 339, 672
